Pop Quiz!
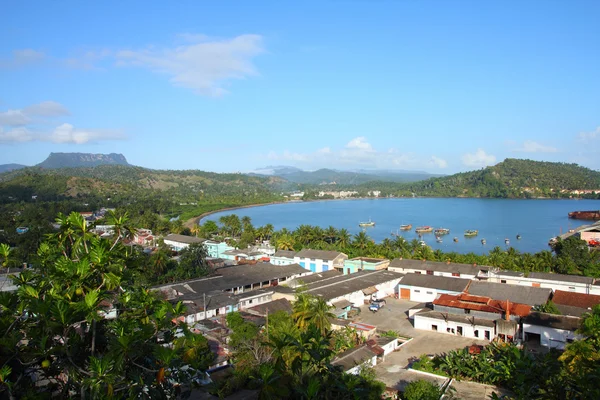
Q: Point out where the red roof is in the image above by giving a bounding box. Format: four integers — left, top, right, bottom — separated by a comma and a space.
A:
552, 290, 600, 309
434, 293, 531, 317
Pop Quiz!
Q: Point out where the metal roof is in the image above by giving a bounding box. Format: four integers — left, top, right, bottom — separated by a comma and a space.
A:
398, 273, 471, 292
295, 249, 347, 261
467, 281, 551, 306
164, 233, 206, 244
332, 345, 377, 372
415, 310, 496, 327
390, 258, 490, 275
524, 312, 581, 331
303, 270, 404, 300
527, 272, 594, 285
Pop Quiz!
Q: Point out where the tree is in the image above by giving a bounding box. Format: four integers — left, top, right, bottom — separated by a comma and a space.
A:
0, 216, 207, 399
534, 300, 561, 315
177, 242, 210, 279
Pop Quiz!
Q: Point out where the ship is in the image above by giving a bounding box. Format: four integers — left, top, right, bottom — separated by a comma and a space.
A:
434, 228, 450, 235
415, 226, 433, 233
359, 218, 375, 227
400, 224, 412, 230
568, 211, 600, 220
464, 230, 478, 237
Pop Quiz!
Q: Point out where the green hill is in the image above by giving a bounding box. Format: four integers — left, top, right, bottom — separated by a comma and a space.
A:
402, 159, 600, 198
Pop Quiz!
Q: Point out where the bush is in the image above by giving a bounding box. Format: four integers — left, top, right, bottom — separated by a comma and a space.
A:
402, 380, 442, 400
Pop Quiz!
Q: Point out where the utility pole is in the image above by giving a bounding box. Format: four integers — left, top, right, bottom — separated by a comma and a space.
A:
203, 293, 206, 320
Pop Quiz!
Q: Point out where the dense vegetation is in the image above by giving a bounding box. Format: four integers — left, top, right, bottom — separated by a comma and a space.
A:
412, 306, 600, 399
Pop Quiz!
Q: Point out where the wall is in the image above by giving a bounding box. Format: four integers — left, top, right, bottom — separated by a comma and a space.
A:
345, 355, 377, 375
294, 257, 333, 273
163, 239, 189, 252
271, 256, 295, 266
414, 314, 494, 341
522, 323, 582, 350
374, 279, 402, 299
380, 339, 399, 356
395, 284, 440, 303
329, 291, 367, 308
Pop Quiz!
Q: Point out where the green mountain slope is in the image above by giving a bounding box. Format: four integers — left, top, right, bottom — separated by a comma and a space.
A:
37, 152, 130, 169
403, 159, 600, 198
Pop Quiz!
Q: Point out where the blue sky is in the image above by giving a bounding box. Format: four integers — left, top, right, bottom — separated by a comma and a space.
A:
1, 1, 599, 174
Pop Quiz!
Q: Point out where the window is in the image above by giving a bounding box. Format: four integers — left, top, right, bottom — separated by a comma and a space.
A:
415, 271, 421, 274
569, 287, 576, 291
464, 309, 470, 314
426, 291, 433, 295
426, 270, 433, 275
414, 289, 421, 293
447, 328, 452, 333
457, 326, 463, 336
248, 299, 253, 304
484, 330, 490, 340
431, 325, 438, 331
311, 258, 316, 261
501, 280, 507, 284
474, 330, 479, 338
452, 273, 460, 277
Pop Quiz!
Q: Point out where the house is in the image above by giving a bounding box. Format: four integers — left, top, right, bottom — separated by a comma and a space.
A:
466, 281, 552, 306
294, 249, 348, 273
270, 250, 297, 266
332, 345, 378, 375
331, 299, 353, 319
203, 240, 235, 258
490, 270, 598, 294
523, 312, 583, 350
276, 270, 403, 307
396, 274, 471, 302
133, 228, 154, 246
342, 257, 390, 275
550, 290, 600, 317
414, 293, 532, 341
163, 233, 206, 251
389, 258, 491, 280
245, 298, 293, 317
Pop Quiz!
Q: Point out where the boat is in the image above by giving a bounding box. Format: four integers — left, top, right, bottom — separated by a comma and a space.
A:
400, 224, 412, 231
453, 237, 459, 242
436, 236, 443, 243
505, 238, 510, 245
415, 226, 433, 233
464, 230, 478, 237
516, 234, 522, 240
434, 228, 450, 235
418, 240, 427, 247
568, 211, 600, 220
359, 218, 375, 227
16, 227, 29, 234
481, 238, 486, 245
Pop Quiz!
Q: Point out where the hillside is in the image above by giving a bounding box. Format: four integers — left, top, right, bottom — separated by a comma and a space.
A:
0, 163, 28, 173
402, 159, 600, 198
37, 152, 130, 169
250, 166, 442, 184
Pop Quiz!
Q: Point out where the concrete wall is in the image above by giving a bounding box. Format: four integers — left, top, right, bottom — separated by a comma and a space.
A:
396, 284, 462, 303
270, 256, 296, 266
523, 324, 582, 350
163, 239, 189, 252
329, 290, 367, 308
345, 355, 377, 375
294, 257, 334, 273
374, 279, 402, 299
380, 339, 399, 355
414, 314, 494, 341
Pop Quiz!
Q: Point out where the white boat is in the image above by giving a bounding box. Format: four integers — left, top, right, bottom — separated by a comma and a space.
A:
359, 218, 375, 227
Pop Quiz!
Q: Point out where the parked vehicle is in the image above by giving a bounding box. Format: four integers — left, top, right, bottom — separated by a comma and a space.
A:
369, 299, 386, 312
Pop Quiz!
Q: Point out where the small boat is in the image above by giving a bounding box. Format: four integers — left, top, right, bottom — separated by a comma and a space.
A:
434, 228, 450, 235
505, 238, 510, 245
436, 236, 443, 243
464, 230, 478, 237
16, 227, 29, 234
481, 238, 486, 245
400, 224, 412, 231
359, 218, 375, 227
415, 226, 433, 233
453, 237, 459, 242
419, 240, 427, 247
516, 234, 522, 240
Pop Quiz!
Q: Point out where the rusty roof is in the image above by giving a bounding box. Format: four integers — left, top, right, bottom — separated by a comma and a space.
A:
552, 290, 600, 309
434, 293, 531, 317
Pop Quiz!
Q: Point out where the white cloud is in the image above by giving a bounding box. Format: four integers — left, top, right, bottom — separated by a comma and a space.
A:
461, 148, 496, 167
513, 140, 557, 153
578, 127, 599, 142
116, 34, 264, 96
346, 136, 373, 151
0, 110, 30, 126
0, 123, 125, 144
23, 101, 70, 117
0, 49, 45, 68
430, 156, 448, 169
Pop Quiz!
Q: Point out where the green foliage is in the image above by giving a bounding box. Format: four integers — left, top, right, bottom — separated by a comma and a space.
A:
534, 300, 562, 315
402, 379, 443, 400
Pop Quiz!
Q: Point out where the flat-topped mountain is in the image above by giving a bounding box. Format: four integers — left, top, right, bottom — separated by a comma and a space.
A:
37, 152, 129, 169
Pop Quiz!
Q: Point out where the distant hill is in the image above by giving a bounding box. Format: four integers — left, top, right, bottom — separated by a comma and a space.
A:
0, 164, 28, 173
249, 165, 443, 185
37, 152, 130, 169
402, 159, 600, 198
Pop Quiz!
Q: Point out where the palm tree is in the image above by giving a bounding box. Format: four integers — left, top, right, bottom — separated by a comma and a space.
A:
353, 231, 371, 252
190, 224, 201, 238
324, 226, 338, 244
337, 229, 351, 248
263, 224, 275, 240
276, 234, 295, 251
106, 210, 134, 251
292, 293, 313, 330
307, 297, 335, 335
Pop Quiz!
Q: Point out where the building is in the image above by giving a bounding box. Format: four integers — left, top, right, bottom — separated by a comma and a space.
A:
294, 249, 348, 273
133, 228, 154, 246
342, 257, 390, 275
414, 293, 532, 341
270, 250, 297, 266
220, 249, 270, 262
396, 274, 471, 302
466, 281, 552, 306
203, 240, 235, 258
331, 345, 378, 375
389, 258, 491, 280
550, 290, 600, 317
523, 312, 583, 350
163, 233, 206, 251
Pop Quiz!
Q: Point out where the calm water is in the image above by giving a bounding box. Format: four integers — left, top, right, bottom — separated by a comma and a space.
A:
201, 198, 600, 254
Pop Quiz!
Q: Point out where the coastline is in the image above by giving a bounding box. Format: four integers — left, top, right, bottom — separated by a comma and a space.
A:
183, 201, 286, 228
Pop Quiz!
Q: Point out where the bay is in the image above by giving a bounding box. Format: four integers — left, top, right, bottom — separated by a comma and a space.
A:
200, 198, 600, 254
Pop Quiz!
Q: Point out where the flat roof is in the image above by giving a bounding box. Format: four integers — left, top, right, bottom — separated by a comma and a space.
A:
302, 270, 404, 301
524, 312, 581, 331
398, 273, 471, 293
164, 233, 206, 245
416, 310, 496, 328
332, 345, 377, 372
390, 258, 490, 275
527, 272, 594, 285
295, 249, 347, 261
467, 281, 551, 306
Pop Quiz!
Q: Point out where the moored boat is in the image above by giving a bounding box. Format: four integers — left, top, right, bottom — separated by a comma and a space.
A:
436, 236, 443, 243
400, 224, 412, 230
568, 211, 600, 220
415, 226, 433, 233
453, 237, 459, 242
516, 234, 522, 240
505, 238, 510, 245
481, 238, 486, 245
359, 218, 375, 227
464, 230, 478, 237
434, 228, 450, 235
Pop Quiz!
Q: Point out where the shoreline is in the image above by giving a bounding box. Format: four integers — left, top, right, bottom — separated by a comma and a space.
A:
183, 201, 286, 228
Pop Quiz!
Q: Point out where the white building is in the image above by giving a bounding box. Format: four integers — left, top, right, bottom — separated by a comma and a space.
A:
396, 274, 471, 303
163, 233, 206, 251
270, 250, 297, 266
523, 312, 583, 350
490, 271, 599, 295
389, 258, 491, 280
294, 249, 348, 273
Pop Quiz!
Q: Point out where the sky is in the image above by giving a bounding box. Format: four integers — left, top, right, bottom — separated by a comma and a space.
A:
1, 1, 599, 174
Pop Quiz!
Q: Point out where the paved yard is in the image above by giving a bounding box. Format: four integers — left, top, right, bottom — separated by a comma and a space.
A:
354, 298, 490, 392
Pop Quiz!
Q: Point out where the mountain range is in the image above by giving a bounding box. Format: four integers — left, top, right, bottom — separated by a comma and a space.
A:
0, 152, 129, 172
